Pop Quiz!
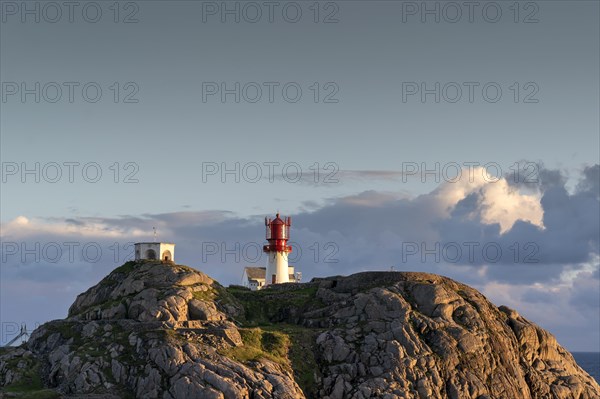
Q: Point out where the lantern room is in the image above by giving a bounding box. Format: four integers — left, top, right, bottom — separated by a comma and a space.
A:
263, 213, 292, 253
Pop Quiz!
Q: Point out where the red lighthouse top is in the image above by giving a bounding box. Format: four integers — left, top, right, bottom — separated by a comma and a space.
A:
263, 213, 292, 253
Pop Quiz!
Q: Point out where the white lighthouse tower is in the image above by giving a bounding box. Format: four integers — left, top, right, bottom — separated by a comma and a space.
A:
263, 213, 292, 286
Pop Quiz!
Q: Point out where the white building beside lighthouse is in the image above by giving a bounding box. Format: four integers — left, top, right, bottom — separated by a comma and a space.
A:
134, 242, 175, 262
241, 265, 299, 291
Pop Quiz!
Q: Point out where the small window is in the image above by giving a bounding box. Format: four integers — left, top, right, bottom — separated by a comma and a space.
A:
145, 249, 156, 259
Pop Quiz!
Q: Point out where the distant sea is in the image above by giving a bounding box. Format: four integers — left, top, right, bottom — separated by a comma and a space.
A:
573, 352, 600, 383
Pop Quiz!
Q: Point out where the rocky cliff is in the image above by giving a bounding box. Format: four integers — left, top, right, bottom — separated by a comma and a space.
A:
0, 261, 598, 399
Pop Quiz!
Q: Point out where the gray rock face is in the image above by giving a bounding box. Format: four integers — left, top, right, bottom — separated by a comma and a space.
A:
188, 299, 223, 321
0, 265, 598, 399
0, 261, 302, 399
303, 272, 599, 399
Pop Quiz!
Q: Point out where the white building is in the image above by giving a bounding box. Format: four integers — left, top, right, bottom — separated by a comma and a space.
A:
134, 242, 175, 262
242, 266, 297, 291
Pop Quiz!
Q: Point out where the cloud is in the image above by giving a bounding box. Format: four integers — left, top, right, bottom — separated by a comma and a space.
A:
337, 190, 406, 207
3, 166, 595, 284
479, 258, 599, 351
432, 166, 544, 233
261, 169, 407, 187
3, 215, 137, 240
576, 164, 600, 195
1, 164, 598, 350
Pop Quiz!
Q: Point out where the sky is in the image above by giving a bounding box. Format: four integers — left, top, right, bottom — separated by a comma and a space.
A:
0, 1, 599, 351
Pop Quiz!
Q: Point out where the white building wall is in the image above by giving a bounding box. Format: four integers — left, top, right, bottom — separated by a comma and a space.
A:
241, 269, 249, 287
159, 243, 175, 262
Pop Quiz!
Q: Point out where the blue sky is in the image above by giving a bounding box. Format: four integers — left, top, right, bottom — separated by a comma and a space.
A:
1, 1, 599, 350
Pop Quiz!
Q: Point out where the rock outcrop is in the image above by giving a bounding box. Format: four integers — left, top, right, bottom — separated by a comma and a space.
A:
303, 273, 599, 399
0, 261, 301, 399
0, 262, 598, 399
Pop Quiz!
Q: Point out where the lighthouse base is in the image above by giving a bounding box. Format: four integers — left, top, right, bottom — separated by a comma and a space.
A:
265, 251, 290, 285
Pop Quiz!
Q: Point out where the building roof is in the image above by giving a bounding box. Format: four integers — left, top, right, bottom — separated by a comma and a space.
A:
271, 216, 285, 225
244, 267, 266, 280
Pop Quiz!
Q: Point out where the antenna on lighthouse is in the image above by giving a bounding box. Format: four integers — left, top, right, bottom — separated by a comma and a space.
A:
153, 227, 157, 242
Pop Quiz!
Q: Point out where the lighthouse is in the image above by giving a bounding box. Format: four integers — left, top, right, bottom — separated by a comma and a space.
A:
263, 213, 292, 286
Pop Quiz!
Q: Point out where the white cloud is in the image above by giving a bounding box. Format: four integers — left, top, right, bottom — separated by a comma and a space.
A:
2, 215, 161, 240
434, 167, 544, 233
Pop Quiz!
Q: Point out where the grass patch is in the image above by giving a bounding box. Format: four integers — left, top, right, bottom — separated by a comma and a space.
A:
1, 389, 61, 399
223, 321, 322, 398
1, 360, 60, 399
262, 324, 321, 398
223, 328, 290, 366
192, 286, 215, 301
77, 342, 106, 359
226, 286, 253, 296
226, 285, 322, 326
99, 261, 138, 287
0, 347, 15, 356
37, 321, 82, 347
220, 284, 327, 396
112, 261, 137, 275
213, 285, 242, 307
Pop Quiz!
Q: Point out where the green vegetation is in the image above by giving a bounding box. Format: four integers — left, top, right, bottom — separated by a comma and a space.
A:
191, 284, 216, 301
1, 389, 60, 399
263, 324, 321, 398
226, 285, 321, 326
223, 286, 324, 397
112, 260, 137, 275
1, 360, 60, 399
0, 347, 13, 355
223, 324, 321, 397
213, 284, 243, 308
99, 261, 138, 287
37, 321, 82, 347
77, 342, 106, 359
223, 328, 290, 366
